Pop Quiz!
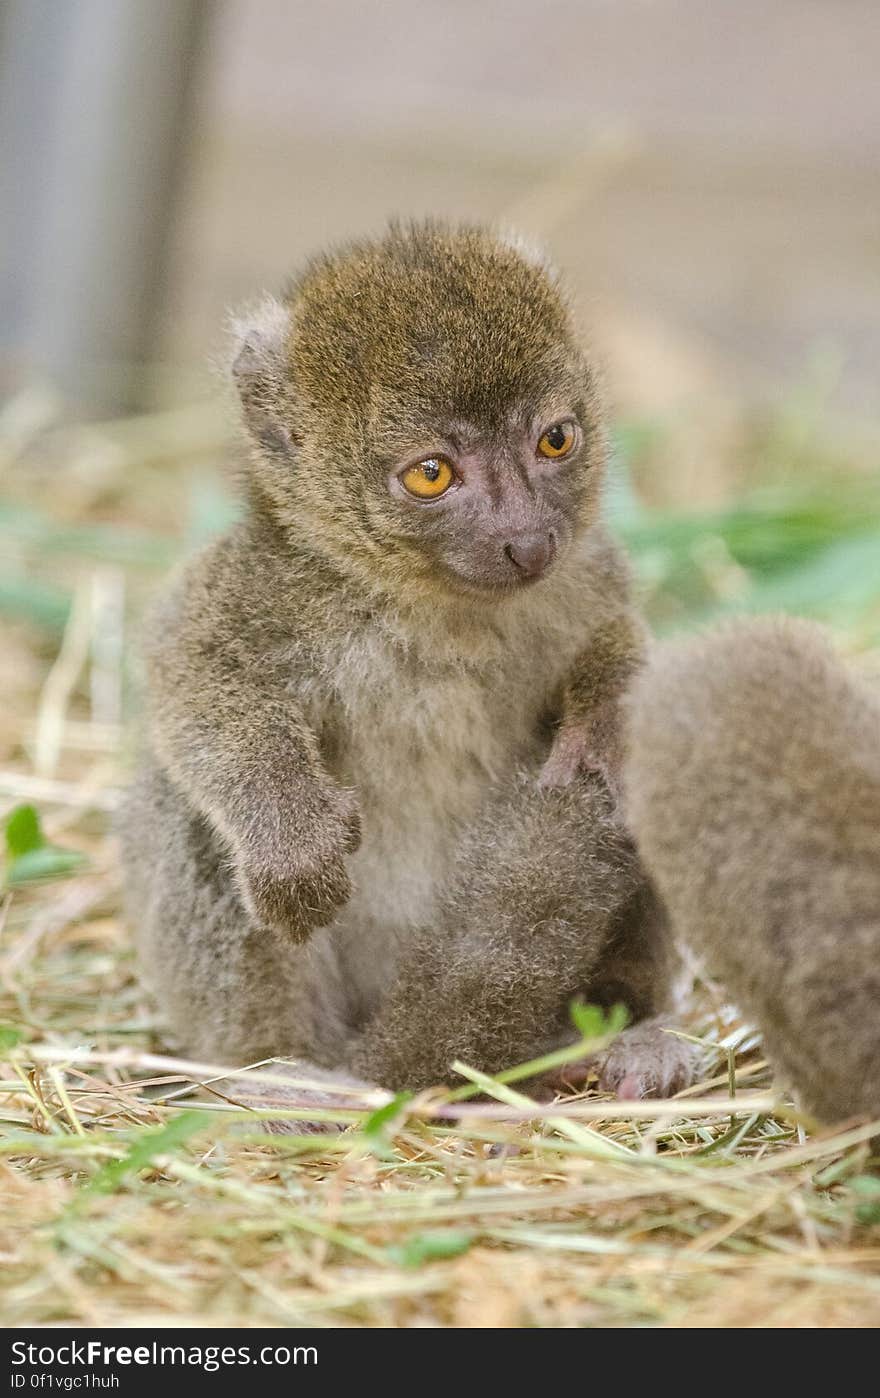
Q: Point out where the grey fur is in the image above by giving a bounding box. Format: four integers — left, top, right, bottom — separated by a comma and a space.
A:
624, 616, 880, 1123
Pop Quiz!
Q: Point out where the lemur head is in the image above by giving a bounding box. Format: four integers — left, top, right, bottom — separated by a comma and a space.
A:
232, 221, 606, 600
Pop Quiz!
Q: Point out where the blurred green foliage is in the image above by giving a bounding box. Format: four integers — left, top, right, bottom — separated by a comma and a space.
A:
608, 461, 880, 646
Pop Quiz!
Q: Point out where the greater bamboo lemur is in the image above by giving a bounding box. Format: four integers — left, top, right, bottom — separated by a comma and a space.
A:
119, 221, 694, 1102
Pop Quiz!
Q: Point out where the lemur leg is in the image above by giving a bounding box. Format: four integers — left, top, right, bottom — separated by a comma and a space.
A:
351, 775, 692, 1094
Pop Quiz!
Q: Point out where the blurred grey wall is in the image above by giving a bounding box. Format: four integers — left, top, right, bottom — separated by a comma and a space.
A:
2, 0, 878, 426
0, 0, 209, 413
164, 0, 880, 423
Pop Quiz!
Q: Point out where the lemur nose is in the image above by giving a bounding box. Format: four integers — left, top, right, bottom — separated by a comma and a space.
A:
505, 532, 556, 579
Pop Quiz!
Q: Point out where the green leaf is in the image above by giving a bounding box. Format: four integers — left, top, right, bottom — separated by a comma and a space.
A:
361, 1091, 412, 1159
363, 1091, 412, 1138
5, 804, 42, 858
388, 1229, 475, 1268
569, 1000, 629, 1041
82, 1110, 212, 1197
604, 1003, 630, 1036
0, 1025, 24, 1051
6, 847, 87, 886
569, 1001, 605, 1039
3, 804, 87, 887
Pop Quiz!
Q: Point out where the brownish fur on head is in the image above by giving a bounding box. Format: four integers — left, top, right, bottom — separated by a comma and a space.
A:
231, 220, 606, 601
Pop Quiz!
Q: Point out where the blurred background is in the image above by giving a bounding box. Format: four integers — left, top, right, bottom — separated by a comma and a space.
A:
1, 0, 879, 786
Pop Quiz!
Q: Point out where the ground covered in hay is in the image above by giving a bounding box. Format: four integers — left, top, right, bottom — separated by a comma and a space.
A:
1, 394, 878, 1328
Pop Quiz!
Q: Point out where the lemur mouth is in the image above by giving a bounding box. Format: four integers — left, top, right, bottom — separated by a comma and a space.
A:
441, 560, 558, 601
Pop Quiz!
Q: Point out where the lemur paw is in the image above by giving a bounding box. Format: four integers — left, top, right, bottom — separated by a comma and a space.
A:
595, 1020, 698, 1099
549, 1020, 698, 1100
235, 789, 361, 941
538, 712, 622, 803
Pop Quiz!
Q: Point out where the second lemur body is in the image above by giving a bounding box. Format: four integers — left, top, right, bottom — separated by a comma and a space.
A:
121, 222, 691, 1097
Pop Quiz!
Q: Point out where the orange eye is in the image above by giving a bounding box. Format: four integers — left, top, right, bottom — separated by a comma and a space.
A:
400, 457, 455, 499
537, 422, 577, 459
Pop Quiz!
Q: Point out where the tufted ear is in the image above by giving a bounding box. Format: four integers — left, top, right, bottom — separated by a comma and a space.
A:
230, 296, 294, 458
496, 226, 556, 274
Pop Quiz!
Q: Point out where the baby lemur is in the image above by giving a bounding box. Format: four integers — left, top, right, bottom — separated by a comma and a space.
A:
120, 220, 694, 1100
625, 616, 880, 1124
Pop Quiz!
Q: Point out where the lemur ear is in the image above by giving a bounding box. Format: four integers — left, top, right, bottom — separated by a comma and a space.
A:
230, 296, 294, 458
496, 227, 557, 275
